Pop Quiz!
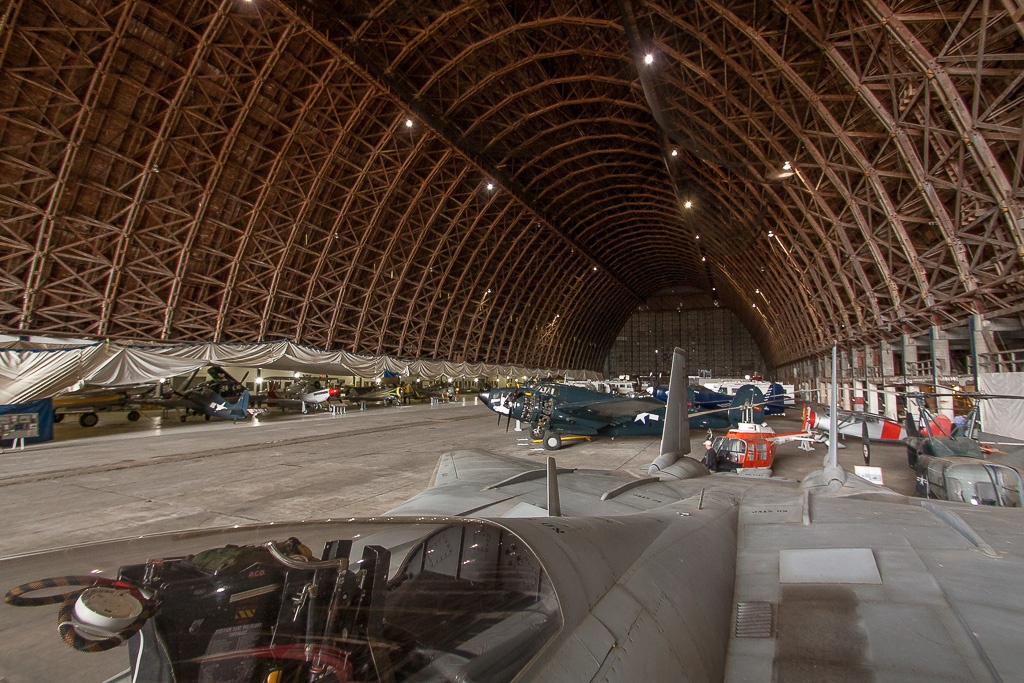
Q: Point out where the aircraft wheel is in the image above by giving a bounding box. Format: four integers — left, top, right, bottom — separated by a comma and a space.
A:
79, 413, 99, 428
127, 410, 141, 422
205, 414, 211, 421
179, 415, 188, 423
542, 432, 562, 450
530, 426, 544, 440
54, 413, 65, 423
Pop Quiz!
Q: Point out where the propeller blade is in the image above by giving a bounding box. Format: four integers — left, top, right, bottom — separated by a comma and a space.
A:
174, 367, 202, 397
861, 420, 871, 466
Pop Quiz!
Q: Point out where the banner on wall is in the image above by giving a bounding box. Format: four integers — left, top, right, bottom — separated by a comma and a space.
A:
0, 398, 54, 446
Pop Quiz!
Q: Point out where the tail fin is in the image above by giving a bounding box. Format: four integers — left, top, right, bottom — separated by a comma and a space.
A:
660, 347, 689, 458
826, 345, 839, 470
728, 385, 765, 426
213, 390, 250, 420
801, 344, 846, 491
764, 382, 786, 415
648, 348, 699, 475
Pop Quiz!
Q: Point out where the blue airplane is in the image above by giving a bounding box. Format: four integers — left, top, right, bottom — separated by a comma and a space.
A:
479, 382, 764, 450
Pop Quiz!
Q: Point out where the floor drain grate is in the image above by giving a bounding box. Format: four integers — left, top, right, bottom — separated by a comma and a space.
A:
735, 601, 773, 638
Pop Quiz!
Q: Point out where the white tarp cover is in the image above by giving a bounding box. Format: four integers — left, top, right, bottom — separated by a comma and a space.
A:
978, 372, 1024, 441
0, 340, 600, 404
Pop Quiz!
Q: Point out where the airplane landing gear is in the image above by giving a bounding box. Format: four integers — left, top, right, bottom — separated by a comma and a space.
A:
530, 426, 544, 440
79, 413, 99, 428
127, 410, 141, 422
179, 415, 188, 423
542, 432, 562, 450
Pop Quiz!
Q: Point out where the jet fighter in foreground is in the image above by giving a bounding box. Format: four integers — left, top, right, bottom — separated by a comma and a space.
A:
6, 348, 1024, 682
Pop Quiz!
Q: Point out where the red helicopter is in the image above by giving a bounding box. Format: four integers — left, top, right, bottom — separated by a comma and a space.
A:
710, 404, 812, 472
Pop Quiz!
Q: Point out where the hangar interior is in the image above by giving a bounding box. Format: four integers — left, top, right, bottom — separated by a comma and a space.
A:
3, 4, 1024, 682
1, 0, 1021, 383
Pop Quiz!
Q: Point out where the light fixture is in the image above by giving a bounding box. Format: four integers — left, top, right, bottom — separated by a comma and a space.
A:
405, 118, 413, 128
486, 182, 494, 190
671, 149, 678, 157
684, 200, 693, 209
695, 234, 700, 239
701, 256, 706, 262
644, 53, 654, 65
782, 161, 792, 171
767, 230, 774, 238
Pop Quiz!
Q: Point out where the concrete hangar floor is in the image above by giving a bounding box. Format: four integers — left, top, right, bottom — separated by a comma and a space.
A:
0, 397, 916, 559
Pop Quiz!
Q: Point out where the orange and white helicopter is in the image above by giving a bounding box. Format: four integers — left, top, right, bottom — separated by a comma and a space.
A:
710, 404, 813, 472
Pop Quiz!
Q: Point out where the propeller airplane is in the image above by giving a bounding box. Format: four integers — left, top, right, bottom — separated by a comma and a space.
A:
11, 346, 1024, 681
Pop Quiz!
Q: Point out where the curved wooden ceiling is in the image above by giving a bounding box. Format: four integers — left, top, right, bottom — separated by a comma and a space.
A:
1, 0, 1021, 370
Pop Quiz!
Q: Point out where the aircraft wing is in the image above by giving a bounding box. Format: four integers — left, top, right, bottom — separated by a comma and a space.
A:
727, 486, 1024, 681
140, 395, 196, 410
379, 452, 1024, 681
265, 396, 306, 408
557, 396, 666, 426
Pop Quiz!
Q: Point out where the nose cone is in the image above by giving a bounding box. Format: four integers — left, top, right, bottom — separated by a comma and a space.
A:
479, 388, 511, 415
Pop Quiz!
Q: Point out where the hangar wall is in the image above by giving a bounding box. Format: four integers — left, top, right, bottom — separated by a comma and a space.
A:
605, 309, 764, 379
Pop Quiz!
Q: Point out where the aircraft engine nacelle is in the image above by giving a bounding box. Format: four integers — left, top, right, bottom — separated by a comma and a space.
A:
803, 406, 828, 432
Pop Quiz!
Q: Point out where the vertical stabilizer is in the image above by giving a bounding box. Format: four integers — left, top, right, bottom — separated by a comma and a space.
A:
826, 345, 839, 469
661, 347, 689, 457
649, 347, 697, 475
802, 344, 847, 491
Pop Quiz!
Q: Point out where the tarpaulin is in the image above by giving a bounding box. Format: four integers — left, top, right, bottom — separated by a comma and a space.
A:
978, 372, 1024, 441
0, 340, 601, 404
